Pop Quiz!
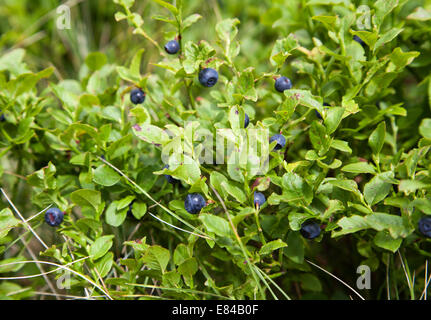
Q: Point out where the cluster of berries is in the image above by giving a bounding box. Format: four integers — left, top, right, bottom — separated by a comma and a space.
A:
44, 35, 429, 243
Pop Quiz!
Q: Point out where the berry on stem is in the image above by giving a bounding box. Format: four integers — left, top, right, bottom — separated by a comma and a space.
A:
184, 193, 206, 214
274, 76, 292, 92
353, 35, 366, 47
164, 40, 180, 54
418, 216, 431, 238
130, 88, 146, 104
244, 113, 250, 128
45, 208, 64, 227
300, 221, 321, 239
269, 134, 286, 150
253, 192, 266, 208
163, 164, 179, 184
199, 68, 218, 87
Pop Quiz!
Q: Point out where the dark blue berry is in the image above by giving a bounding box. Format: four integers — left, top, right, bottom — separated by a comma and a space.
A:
164, 40, 180, 54
44, 207, 64, 227
244, 113, 250, 128
418, 216, 431, 238
199, 68, 218, 87
130, 88, 146, 104
353, 35, 366, 47
300, 221, 321, 239
184, 193, 206, 214
274, 76, 292, 92
0, 114, 5, 122
269, 134, 286, 150
163, 165, 179, 184
253, 192, 266, 207
127, 200, 135, 218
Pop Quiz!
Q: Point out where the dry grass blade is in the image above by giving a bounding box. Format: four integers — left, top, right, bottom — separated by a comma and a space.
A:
1, 188, 48, 249
306, 259, 365, 300
0, 258, 113, 300
98, 156, 211, 240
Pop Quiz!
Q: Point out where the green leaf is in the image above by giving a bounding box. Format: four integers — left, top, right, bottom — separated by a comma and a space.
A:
105, 202, 127, 227
419, 119, 431, 139
0, 209, 20, 239
389, 47, 420, 70
324, 107, 344, 134
300, 273, 322, 292
283, 231, 304, 264
281, 172, 313, 205
270, 35, 298, 68
259, 239, 287, 256
215, 18, 240, 43
152, 0, 178, 16
407, 7, 431, 21
331, 139, 352, 153
399, 180, 430, 194
342, 162, 376, 174
177, 257, 198, 276
182, 14, 202, 31
85, 52, 107, 71
221, 181, 246, 203
142, 245, 170, 273
210, 171, 229, 198
71, 189, 101, 210
89, 235, 114, 260
366, 213, 412, 238
373, 231, 402, 253
364, 172, 394, 206
199, 214, 232, 238
368, 122, 386, 155
113, 0, 135, 9
332, 215, 369, 237
93, 165, 121, 186
95, 252, 114, 278
310, 121, 331, 155
133, 124, 170, 145
131, 202, 147, 220
0, 257, 26, 273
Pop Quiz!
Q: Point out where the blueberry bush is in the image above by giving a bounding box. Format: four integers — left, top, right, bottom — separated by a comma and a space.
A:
1, 0, 431, 300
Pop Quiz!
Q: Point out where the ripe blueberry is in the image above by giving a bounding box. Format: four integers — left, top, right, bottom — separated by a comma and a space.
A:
418, 216, 431, 238
353, 35, 366, 47
164, 40, 180, 54
199, 68, 218, 87
274, 76, 292, 92
184, 193, 206, 214
0, 114, 4, 122
244, 113, 250, 128
269, 134, 286, 150
130, 88, 146, 104
127, 200, 135, 218
300, 221, 321, 239
163, 165, 179, 184
253, 192, 266, 207
44, 207, 64, 227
